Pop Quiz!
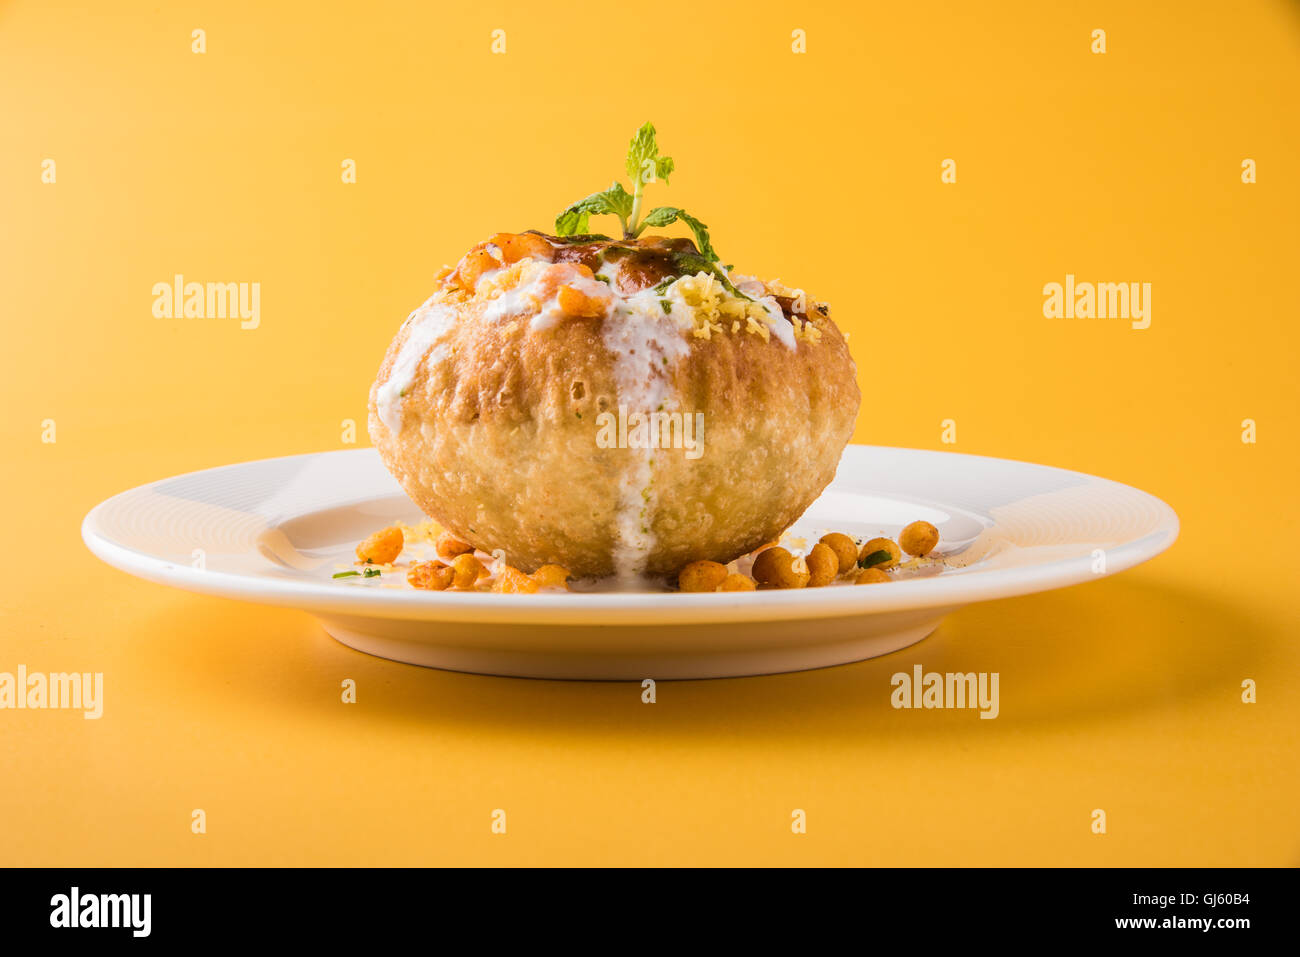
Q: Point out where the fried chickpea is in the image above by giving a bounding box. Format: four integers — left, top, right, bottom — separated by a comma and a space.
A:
532, 564, 572, 590
493, 565, 540, 594
818, 533, 859, 575
751, 547, 810, 589
751, 546, 791, 585
719, 573, 756, 592
784, 556, 812, 589
855, 567, 891, 585
899, 521, 940, 557
678, 560, 729, 592
805, 543, 839, 587
356, 526, 404, 565
450, 553, 484, 589
408, 560, 454, 591
436, 532, 474, 561
858, 537, 901, 570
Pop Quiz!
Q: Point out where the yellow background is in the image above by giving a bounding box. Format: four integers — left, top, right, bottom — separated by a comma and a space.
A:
2, 0, 1297, 865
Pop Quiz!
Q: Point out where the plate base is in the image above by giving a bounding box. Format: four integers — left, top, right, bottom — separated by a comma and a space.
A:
317, 608, 953, 680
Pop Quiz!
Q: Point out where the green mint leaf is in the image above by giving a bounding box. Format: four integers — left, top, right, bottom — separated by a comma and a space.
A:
641, 206, 680, 228
675, 210, 717, 262
549, 232, 614, 244
555, 182, 633, 236
625, 124, 674, 188
626, 122, 659, 184
599, 182, 634, 219
555, 208, 589, 236
640, 207, 720, 267
858, 549, 892, 569
554, 123, 738, 287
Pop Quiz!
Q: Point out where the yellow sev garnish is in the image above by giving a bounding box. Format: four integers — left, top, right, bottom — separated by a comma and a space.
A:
447, 254, 824, 346
672, 273, 820, 343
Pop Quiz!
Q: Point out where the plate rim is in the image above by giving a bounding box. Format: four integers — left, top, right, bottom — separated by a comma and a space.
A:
81, 445, 1180, 625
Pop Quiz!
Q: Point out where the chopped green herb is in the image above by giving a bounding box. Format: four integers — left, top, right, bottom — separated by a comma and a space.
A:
333, 570, 361, 579
595, 274, 611, 284
555, 181, 634, 236
659, 299, 672, 314
642, 208, 717, 262
554, 122, 735, 283
546, 232, 613, 244
858, 549, 892, 569
363, 567, 381, 578
626, 123, 675, 185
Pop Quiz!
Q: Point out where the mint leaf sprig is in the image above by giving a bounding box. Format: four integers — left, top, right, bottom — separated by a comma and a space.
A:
555, 181, 634, 237
555, 122, 746, 298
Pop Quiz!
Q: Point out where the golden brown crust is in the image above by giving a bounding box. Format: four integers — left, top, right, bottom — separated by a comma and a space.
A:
368, 243, 859, 579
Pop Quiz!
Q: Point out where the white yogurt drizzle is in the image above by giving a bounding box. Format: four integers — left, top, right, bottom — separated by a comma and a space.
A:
384, 249, 796, 583
601, 284, 693, 584
375, 297, 457, 435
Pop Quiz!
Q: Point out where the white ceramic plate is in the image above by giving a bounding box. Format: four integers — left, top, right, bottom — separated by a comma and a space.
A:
82, 446, 1178, 679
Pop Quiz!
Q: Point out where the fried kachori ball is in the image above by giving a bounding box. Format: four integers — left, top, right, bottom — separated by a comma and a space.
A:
369, 233, 860, 581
